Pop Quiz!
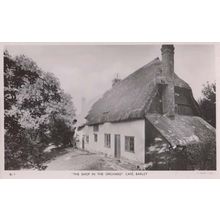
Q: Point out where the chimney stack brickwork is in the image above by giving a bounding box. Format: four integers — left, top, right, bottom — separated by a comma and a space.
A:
161, 45, 175, 81
161, 45, 175, 118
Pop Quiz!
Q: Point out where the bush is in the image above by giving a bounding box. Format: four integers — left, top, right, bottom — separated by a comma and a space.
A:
4, 51, 76, 170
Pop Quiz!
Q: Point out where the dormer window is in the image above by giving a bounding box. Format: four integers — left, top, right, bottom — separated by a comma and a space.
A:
93, 125, 99, 132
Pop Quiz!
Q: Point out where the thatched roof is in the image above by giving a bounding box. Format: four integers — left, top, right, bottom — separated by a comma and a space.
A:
86, 57, 192, 125
146, 113, 215, 146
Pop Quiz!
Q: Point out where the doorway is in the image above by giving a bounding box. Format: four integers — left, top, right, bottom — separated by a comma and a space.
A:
82, 135, 85, 150
114, 134, 121, 158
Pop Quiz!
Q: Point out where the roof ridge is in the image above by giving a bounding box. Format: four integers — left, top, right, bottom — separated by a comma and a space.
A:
86, 56, 193, 125
122, 57, 160, 81
132, 57, 160, 74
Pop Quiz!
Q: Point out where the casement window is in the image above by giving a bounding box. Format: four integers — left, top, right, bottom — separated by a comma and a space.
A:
125, 136, 135, 153
86, 135, 89, 143
104, 134, 111, 148
94, 133, 98, 142
93, 125, 99, 132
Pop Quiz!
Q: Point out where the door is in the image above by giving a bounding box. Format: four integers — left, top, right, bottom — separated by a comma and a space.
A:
82, 135, 85, 150
114, 134, 121, 158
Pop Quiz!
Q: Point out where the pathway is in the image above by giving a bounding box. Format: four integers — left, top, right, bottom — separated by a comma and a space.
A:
45, 148, 137, 171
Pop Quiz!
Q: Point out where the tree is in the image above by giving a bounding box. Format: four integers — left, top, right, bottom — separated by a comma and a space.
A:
4, 51, 76, 170
198, 81, 216, 128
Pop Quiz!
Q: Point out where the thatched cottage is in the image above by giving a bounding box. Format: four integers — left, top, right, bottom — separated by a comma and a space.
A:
78, 45, 216, 170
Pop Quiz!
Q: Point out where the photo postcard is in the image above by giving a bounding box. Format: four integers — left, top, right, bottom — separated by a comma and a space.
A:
0, 43, 219, 178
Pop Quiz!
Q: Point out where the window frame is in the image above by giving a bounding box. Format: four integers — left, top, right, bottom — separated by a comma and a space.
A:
93, 125, 99, 132
94, 133, 98, 142
125, 136, 135, 153
104, 133, 111, 148
86, 135, 89, 143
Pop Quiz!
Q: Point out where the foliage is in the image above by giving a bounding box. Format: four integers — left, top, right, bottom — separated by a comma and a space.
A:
145, 135, 215, 170
146, 140, 187, 170
4, 50, 76, 170
186, 142, 216, 170
198, 81, 216, 127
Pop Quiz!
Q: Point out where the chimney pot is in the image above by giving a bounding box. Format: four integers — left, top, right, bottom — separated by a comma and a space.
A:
112, 74, 121, 87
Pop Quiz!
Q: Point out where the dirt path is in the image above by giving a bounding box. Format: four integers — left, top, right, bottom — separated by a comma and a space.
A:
45, 148, 137, 171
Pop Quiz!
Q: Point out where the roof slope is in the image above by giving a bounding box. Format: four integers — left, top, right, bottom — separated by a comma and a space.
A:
146, 113, 215, 146
86, 58, 191, 125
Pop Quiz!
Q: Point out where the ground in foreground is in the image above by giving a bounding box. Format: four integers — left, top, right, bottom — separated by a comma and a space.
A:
44, 148, 138, 171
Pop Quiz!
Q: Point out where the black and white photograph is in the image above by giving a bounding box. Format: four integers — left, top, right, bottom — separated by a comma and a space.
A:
1, 2, 220, 220
1, 43, 217, 177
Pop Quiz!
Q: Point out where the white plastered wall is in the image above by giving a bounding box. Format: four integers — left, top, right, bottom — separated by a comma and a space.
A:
80, 119, 145, 163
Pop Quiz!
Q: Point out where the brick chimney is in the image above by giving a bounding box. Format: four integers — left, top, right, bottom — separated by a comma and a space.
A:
112, 74, 121, 87
161, 45, 175, 118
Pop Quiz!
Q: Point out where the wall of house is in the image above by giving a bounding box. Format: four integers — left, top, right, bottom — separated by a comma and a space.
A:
76, 129, 84, 149
148, 85, 196, 116
79, 119, 145, 163
174, 87, 194, 116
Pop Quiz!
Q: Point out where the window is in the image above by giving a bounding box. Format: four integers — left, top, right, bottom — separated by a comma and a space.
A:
104, 134, 111, 148
94, 133, 98, 142
86, 135, 89, 143
93, 125, 99, 132
125, 136, 135, 153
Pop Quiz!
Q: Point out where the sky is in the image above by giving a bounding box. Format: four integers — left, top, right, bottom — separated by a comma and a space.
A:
5, 44, 215, 115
